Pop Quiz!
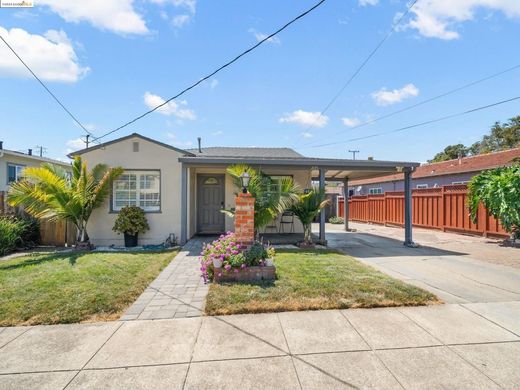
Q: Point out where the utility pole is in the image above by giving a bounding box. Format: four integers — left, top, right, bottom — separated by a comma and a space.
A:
34, 145, 47, 157
85, 134, 90, 148
348, 150, 359, 160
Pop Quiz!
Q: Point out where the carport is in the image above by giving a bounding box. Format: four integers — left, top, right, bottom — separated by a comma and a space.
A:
179, 155, 420, 246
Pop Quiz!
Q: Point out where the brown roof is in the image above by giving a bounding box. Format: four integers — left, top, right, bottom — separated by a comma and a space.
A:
350, 148, 520, 186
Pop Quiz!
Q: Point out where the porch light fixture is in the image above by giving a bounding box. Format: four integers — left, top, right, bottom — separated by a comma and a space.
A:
240, 171, 250, 194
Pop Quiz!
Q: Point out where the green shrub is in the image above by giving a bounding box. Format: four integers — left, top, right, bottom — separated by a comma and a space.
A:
112, 206, 150, 236
0, 217, 23, 256
245, 242, 268, 266
329, 216, 344, 224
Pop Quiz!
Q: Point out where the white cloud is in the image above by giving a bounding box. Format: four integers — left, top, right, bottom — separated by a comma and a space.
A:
166, 132, 193, 147
342, 117, 361, 127
248, 28, 281, 44
172, 14, 190, 28
144, 92, 196, 120
150, 0, 196, 14
402, 0, 520, 40
212, 130, 223, 136
279, 110, 329, 128
65, 137, 85, 154
301, 132, 314, 138
210, 79, 219, 89
0, 26, 89, 82
37, 0, 149, 35
371, 83, 419, 106
359, 0, 379, 6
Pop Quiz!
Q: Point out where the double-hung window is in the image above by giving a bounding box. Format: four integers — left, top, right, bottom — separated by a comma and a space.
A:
113, 171, 160, 212
369, 187, 383, 195
7, 163, 24, 184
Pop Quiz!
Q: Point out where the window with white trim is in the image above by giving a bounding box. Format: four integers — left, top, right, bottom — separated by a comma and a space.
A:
7, 163, 24, 183
368, 187, 383, 195
452, 181, 468, 185
113, 171, 160, 212
416, 184, 428, 189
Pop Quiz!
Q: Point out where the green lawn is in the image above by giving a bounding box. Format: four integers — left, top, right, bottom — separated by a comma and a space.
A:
0, 250, 177, 326
205, 249, 439, 316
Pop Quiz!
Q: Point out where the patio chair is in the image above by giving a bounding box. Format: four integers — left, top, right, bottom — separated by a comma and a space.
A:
279, 211, 295, 233
264, 218, 278, 233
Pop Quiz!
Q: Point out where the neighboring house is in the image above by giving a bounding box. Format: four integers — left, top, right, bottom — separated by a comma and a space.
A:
71, 133, 419, 246
349, 148, 520, 195
0, 141, 71, 193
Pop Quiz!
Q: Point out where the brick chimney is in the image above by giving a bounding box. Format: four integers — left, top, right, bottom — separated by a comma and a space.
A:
235, 193, 255, 248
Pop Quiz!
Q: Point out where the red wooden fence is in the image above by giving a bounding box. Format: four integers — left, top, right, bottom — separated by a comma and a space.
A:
338, 184, 508, 238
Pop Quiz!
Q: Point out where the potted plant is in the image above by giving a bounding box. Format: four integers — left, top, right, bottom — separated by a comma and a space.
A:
112, 206, 150, 247
265, 245, 275, 267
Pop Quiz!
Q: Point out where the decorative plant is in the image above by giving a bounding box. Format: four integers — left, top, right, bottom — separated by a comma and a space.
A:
223, 164, 300, 236
329, 216, 344, 224
468, 164, 520, 240
199, 232, 245, 282
112, 206, 150, 236
290, 187, 330, 246
244, 241, 268, 266
7, 157, 123, 246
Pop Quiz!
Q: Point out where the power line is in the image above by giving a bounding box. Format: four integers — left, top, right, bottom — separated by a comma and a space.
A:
302, 96, 520, 149
292, 0, 419, 146
94, 0, 328, 143
301, 63, 520, 147
0, 34, 99, 144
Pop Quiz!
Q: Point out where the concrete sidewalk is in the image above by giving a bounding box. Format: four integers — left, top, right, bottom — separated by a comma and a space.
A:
0, 303, 519, 389
322, 222, 520, 304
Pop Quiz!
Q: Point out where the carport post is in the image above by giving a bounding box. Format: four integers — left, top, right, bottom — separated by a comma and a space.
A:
404, 167, 415, 247
319, 168, 326, 244
343, 177, 349, 231
180, 164, 188, 245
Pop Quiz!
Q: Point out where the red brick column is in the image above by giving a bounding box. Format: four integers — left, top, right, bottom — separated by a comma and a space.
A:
235, 193, 255, 248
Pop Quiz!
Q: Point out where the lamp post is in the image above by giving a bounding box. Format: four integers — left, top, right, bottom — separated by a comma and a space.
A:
240, 171, 250, 194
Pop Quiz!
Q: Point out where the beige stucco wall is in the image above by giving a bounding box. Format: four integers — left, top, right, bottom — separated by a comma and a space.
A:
80, 136, 184, 246
0, 151, 71, 193
187, 166, 312, 238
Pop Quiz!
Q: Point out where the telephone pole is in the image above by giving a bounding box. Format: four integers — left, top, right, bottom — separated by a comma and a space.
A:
34, 145, 47, 157
348, 150, 360, 160
85, 134, 90, 148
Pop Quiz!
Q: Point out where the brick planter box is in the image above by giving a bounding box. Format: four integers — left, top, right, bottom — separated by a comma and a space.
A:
214, 265, 276, 283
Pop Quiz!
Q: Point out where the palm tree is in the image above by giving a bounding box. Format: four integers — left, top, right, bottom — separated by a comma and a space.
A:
290, 187, 330, 246
225, 164, 300, 236
7, 157, 123, 245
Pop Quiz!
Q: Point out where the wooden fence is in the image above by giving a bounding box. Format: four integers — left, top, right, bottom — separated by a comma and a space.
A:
338, 184, 509, 238
1, 191, 77, 246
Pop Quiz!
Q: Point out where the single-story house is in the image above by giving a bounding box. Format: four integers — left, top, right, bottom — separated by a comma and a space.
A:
0, 141, 72, 212
71, 133, 420, 246
348, 148, 520, 195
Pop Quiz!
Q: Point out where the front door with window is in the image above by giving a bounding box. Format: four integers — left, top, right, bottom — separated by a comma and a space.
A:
197, 175, 225, 234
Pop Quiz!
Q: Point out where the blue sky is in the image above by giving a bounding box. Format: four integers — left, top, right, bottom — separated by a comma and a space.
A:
0, 0, 519, 163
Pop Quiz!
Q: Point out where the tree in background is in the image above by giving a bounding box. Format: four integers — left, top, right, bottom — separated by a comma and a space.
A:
468, 164, 520, 240
430, 116, 520, 162
429, 144, 468, 163
8, 157, 123, 246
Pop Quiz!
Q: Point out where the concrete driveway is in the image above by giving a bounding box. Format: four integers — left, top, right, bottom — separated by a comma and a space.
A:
322, 222, 520, 304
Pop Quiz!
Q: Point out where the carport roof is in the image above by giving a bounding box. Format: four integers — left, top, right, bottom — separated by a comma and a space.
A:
178, 155, 420, 181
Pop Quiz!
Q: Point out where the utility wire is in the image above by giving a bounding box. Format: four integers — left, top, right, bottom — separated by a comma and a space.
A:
0, 34, 99, 144
94, 0, 328, 142
292, 0, 419, 146
302, 96, 520, 149
301, 63, 520, 147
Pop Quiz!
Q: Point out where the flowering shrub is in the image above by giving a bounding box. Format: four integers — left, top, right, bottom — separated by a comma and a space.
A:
199, 232, 275, 282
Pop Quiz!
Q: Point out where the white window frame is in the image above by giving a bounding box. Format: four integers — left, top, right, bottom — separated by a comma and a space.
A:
368, 187, 383, 195
7, 163, 24, 184
416, 184, 428, 189
452, 181, 468, 185
112, 170, 161, 212
269, 175, 292, 193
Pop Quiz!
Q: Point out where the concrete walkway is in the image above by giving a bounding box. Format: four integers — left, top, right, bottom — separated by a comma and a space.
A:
0, 303, 519, 389
121, 237, 209, 320
322, 222, 520, 304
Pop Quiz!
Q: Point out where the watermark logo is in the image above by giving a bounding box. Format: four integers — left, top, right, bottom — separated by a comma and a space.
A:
0, 0, 34, 7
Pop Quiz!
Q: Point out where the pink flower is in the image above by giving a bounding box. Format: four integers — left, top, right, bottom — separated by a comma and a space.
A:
224, 264, 231, 271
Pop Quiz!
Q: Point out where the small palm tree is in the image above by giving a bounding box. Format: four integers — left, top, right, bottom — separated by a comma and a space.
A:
290, 187, 330, 246
7, 157, 123, 245
225, 164, 300, 236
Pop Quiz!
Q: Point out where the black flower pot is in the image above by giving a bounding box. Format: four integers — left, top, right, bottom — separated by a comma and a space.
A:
124, 233, 138, 248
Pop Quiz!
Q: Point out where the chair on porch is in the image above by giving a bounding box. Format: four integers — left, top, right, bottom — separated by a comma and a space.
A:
264, 217, 279, 233
279, 211, 295, 233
